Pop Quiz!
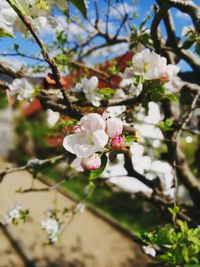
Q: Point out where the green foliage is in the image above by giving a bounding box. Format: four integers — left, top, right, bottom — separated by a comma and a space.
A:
125, 135, 137, 146
99, 88, 115, 99
150, 84, 166, 102
133, 75, 143, 87
0, 92, 8, 109
195, 41, 200, 57
157, 119, 173, 132
70, 0, 87, 19
165, 94, 179, 103
141, 220, 200, 266
130, 15, 153, 49
0, 30, 13, 38
107, 65, 119, 75
56, 30, 67, 47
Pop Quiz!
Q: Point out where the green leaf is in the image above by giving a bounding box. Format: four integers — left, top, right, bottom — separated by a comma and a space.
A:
0, 30, 13, 38
84, 154, 107, 181
165, 94, 179, 103
187, 236, 200, 246
139, 15, 150, 30
195, 42, 200, 56
178, 220, 189, 235
70, 0, 87, 19
151, 85, 165, 101
133, 75, 142, 87
99, 88, 115, 99
184, 265, 200, 267
125, 135, 136, 146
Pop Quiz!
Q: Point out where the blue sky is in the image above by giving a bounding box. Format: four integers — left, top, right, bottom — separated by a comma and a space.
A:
0, 0, 198, 71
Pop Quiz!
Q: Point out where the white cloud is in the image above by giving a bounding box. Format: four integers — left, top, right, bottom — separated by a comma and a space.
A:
0, 56, 25, 70
175, 10, 190, 20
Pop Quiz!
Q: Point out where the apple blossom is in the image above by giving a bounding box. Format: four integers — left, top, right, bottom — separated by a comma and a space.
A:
81, 154, 101, 171
111, 135, 125, 151
132, 49, 168, 80
5, 205, 28, 225
160, 64, 180, 83
106, 117, 123, 138
131, 49, 180, 86
5, 205, 22, 224
9, 78, 34, 101
41, 218, 61, 243
73, 76, 103, 107
0, 0, 67, 35
80, 113, 106, 132
63, 113, 108, 159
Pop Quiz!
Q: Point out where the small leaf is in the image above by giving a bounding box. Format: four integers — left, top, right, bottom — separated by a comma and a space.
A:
99, 88, 115, 99
125, 135, 136, 146
70, 0, 87, 19
0, 30, 13, 38
165, 94, 179, 103
195, 42, 200, 56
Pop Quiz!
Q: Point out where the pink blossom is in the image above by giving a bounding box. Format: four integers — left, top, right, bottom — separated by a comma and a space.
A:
72, 125, 82, 133
111, 136, 125, 151
80, 113, 106, 133
106, 117, 123, 138
63, 113, 108, 159
81, 154, 101, 171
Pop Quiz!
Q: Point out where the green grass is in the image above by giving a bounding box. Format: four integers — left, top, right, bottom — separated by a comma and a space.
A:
41, 167, 166, 235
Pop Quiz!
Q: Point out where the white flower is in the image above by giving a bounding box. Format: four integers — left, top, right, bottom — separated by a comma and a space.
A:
9, 78, 34, 101
106, 117, 123, 138
132, 49, 168, 80
0, 0, 64, 35
41, 218, 61, 243
63, 113, 108, 158
142, 246, 156, 257
5, 205, 22, 224
73, 76, 103, 107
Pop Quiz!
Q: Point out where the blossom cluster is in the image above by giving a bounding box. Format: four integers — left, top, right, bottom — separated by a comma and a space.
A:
41, 208, 61, 243
70, 49, 180, 107
0, 0, 66, 36
63, 113, 124, 171
72, 76, 103, 107
8, 78, 34, 101
5, 205, 29, 225
120, 48, 180, 95
41, 218, 61, 243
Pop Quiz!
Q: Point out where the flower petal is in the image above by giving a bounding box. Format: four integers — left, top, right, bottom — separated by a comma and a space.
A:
80, 113, 105, 133
92, 130, 108, 149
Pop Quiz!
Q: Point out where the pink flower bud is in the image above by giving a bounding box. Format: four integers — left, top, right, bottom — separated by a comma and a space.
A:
160, 72, 169, 83
111, 136, 125, 151
81, 154, 101, 171
72, 125, 82, 133
106, 117, 123, 138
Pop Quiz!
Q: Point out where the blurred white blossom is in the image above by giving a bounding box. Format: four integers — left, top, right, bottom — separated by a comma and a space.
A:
41, 218, 61, 243
9, 78, 34, 101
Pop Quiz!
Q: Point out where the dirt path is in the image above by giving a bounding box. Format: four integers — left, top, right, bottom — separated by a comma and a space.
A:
0, 165, 150, 267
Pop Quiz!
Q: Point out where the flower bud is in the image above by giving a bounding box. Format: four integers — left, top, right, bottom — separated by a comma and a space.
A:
111, 135, 125, 151
106, 117, 123, 138
81, 154, 101, 171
